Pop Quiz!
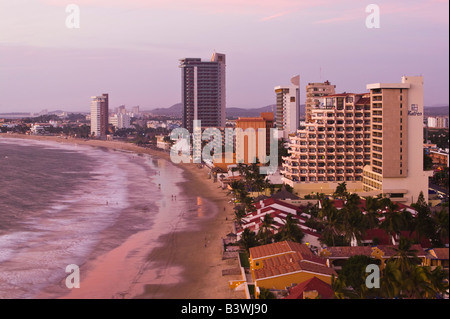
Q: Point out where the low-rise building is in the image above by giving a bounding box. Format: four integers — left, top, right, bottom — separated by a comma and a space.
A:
249, 241, 336, 298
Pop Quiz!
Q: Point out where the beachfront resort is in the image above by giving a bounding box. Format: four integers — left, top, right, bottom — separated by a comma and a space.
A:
1, 59, 448, 300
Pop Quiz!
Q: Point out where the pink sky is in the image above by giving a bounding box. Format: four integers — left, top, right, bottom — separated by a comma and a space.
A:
0, 0, 448, 112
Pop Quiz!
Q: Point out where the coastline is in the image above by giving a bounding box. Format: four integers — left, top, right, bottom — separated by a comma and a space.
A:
0, 134, 245, 299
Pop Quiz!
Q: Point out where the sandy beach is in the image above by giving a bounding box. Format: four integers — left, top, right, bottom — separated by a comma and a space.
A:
0, 134, 245, 299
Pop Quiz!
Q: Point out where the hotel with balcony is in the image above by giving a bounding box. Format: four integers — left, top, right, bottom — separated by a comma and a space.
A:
282, 92, 371, 194
305, 81, 336, 123
282, 76, 431, 205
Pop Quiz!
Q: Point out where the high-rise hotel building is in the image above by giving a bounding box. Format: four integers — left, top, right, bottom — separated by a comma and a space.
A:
282, 92, 371, 187
305, 81, 336, 123
274, 75, 300, 139
90, 93, 109, 138
362, 76, 431, 203
179, 52, 226, 133
282, 76, 430, 204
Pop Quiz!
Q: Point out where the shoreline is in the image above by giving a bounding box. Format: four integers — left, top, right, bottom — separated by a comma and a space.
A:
0, 134, 245, 299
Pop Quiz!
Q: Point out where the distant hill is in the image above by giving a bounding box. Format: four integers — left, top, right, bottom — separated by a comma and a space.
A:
146, 103, 307, 119
424, 106, 449, 117
146, 103, 447, 119
147, 103, 182, 116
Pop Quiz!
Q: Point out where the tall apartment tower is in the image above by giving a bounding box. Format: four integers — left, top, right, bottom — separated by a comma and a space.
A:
179, 52, 226, 133
274, 75, 300, 139
305, 81, 336, 123
282, 93, 371, 187
362, 76, 431, 203
90, 93, 109, 138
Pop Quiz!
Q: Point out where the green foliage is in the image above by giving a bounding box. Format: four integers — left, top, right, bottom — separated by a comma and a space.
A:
258, 288, 276, 299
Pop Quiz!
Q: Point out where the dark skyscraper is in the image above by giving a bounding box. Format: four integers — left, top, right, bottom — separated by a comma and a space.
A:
179, 52, 226, 133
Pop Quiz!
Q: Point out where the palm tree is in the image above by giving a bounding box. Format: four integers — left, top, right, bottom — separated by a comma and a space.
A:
275, 215, 305, 243
425, 265, 449, 299
331, 274, 347, 299
434, 208, 449, 246
380, 199, 405, 239
341, 193, 367, 245
258, 288, 276, 299
364, 195, 381, 229
333, 182, 348, 199
402, 265, 431, 298
391, 237, 421, 274
258, 214, 275, 244
380, 261, 403, 298
239, 228, 259, 253
234, 206, 247, 225
412, 191, 436, 242
319, 198, 344, 246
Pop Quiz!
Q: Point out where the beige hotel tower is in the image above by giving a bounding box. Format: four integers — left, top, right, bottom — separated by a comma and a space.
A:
282, 76, 430, 205
362, 75, 431, 204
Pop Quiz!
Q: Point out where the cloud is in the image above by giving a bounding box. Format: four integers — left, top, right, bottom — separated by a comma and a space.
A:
260, 12, 289, 22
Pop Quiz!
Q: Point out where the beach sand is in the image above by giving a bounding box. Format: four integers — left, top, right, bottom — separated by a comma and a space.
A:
0, 134, 245, 299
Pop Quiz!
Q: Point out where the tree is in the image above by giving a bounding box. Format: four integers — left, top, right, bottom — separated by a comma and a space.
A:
258, 288, 276, 299
411, 191, 436, 243
258, 214, 275, 245
380, 199, 405, 238
402, 265, 431, 299
234, 206, 247, 225
364, 195, 381, 229
423, 150, 434, 170
391, 237, 421, 274
238, 228, 259, 253
333, 182, 348, 199
380, 261, 403, 298
274, 215, 304, 243
339, 255, 380, 298
319, 198, 345, 246
425, 266, 449, 299
433, 208, 449, 246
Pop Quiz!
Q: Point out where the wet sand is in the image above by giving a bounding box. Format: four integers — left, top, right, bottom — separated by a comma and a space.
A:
0, 134, 244, 299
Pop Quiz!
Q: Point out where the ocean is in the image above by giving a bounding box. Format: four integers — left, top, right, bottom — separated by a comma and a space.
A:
0, 138, 213, 299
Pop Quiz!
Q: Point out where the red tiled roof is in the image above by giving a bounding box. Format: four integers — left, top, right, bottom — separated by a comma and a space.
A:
396, 231, 432, 248
325, 246, 373, 258
284, 277, 334, 299
362, 229, 392, 245
325, 244, 427, 259
323, 93, 354, 97
355, 97, 371, 105
253, 251, 336, 280
250, 241, 313, 260
429, 248, 449, 260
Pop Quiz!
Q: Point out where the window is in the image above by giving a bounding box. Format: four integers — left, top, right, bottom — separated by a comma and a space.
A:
290, 97, 295, 102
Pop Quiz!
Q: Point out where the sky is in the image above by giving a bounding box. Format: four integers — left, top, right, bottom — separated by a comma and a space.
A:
0, 0, 448, 113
